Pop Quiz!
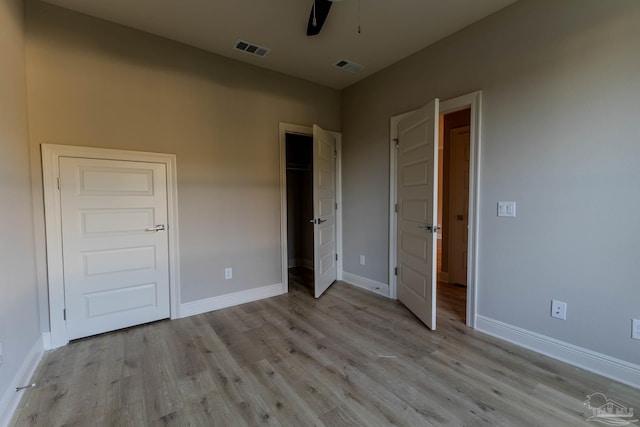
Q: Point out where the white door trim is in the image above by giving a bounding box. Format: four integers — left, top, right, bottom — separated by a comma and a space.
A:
389, 91, 482, 328
41, 144, 181, 348
279, 123, 343, 293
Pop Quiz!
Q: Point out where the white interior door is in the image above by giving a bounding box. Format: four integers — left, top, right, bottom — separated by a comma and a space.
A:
312, 125, 337, 298
396, 99, 439, 329
59, 157, 171, 340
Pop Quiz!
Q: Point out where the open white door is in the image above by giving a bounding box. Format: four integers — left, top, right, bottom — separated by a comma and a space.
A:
59, 157, 171, 340
396, 99, 439, 329
312, 125, 337, 298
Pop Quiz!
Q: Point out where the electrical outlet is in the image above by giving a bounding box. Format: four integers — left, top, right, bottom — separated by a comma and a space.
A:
360, 255, 366, 265
225, 268, 232, 280
551, 300, 567, 320
632, 319, 640, 340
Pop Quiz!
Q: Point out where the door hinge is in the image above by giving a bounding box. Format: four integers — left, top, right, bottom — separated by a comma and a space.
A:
335, 253, 338, 261
57, 177, 61, 190
63, 308, 66, 320
393, 138, 399, 149
335, 202, 338, 210
394, 267, 398, 276
394, 203, 398, 213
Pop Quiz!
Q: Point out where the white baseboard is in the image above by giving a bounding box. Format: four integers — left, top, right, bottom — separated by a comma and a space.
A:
342, 272, 390, 298
179, 283, 285, 318
42, 332, 52, 351
476, 315, 640, 389
0, 334, 45, 427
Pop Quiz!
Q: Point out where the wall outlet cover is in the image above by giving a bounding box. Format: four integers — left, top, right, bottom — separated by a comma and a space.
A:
225, 268, 233, 280
632, 319, 640, 340
551, 300, 567, 320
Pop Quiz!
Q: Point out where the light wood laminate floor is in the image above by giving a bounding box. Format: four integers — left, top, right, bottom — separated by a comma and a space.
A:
11, 269, 640, 426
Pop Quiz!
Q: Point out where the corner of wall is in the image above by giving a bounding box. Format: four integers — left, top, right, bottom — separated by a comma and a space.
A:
0, 335, 45, 427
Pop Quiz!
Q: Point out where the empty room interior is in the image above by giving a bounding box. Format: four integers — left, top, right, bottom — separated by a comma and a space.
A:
2, 0, 639, 425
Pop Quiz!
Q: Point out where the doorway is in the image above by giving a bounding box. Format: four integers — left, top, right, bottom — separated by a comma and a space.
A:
389, 91, 481, 329
41, 144, 180, 348
437, 109, 471, 325
279, 123, 343, 298
285, 133, 315, 293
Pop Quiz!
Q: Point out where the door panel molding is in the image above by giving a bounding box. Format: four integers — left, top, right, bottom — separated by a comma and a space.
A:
389, 91, 482, 329
41, 144, 181, 348
396, 100, 439, 329
312, 124, 338, 298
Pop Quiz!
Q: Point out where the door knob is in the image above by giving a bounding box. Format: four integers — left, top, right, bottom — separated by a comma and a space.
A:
417, 224, 439, 233
146, 224, 166, 232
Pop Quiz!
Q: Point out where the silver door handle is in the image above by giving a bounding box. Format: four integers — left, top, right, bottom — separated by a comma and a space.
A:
309, 219, 327, 225
417, 224, 439, 233
146, 224, 166, 232
317, 219, 327, 224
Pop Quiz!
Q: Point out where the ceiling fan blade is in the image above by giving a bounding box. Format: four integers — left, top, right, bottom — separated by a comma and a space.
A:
306, 0, 333, 36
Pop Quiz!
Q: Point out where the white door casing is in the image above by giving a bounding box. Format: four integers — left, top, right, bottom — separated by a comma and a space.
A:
59, 157, 171, 340
42, 144, 180, 348
312, 124, 338, 298
396, 99, 439, 329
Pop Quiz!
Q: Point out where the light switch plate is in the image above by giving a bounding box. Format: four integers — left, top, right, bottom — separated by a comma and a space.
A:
498, 201, 516, 217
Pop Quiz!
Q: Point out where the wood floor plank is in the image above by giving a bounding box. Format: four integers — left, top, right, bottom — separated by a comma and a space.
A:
270, 355, 340, 416
10, 268, 640, 426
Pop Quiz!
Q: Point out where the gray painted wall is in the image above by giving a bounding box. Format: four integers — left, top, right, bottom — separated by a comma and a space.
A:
24, 0, 341, 331
342, 0, 640, 364
0, 0, 41, 408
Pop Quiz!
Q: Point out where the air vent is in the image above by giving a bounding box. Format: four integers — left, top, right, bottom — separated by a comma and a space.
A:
335, 59, 364, 73
234, 40, 270, 58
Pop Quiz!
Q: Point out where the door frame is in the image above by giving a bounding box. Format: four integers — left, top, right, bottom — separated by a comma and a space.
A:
279, 123, 343, 293
41, 144, 181, 348
388, 91, 482, 328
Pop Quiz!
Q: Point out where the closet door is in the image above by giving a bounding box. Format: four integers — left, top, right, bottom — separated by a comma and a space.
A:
312, 125, 337, 298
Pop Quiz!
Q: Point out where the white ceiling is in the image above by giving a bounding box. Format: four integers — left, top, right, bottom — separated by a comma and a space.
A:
41, 0, 517, 89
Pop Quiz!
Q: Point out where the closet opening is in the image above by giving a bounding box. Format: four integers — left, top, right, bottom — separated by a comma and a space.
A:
285, 133, 314, 293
